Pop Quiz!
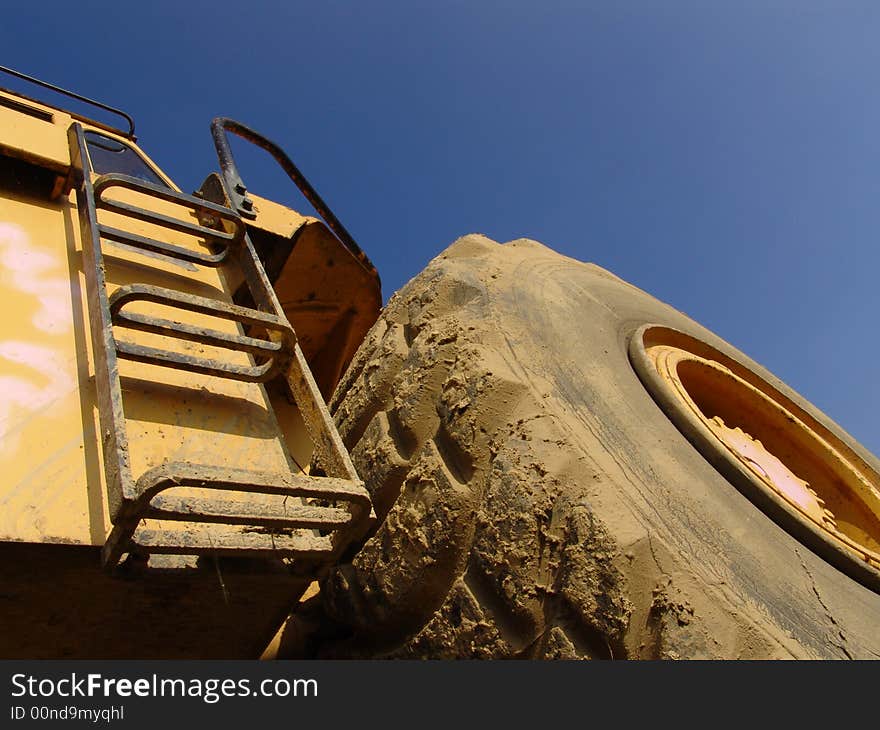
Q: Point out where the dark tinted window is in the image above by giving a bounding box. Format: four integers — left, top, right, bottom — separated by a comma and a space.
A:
84, 131, 167, 187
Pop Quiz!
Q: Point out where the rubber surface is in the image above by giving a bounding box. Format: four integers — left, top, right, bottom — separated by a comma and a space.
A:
316, 235, 880, 659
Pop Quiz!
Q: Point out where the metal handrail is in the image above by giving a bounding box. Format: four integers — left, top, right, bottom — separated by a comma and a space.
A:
0, 65, 135, 138
210, 116, 378, 281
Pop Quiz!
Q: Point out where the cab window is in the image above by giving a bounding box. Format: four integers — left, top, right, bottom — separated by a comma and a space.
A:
84, 130, 168, 187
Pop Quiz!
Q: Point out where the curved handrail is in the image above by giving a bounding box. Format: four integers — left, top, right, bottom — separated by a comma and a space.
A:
210, 117, 378, 280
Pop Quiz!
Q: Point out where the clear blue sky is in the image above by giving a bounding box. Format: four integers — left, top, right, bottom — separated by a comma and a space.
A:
4, 2, 880, 455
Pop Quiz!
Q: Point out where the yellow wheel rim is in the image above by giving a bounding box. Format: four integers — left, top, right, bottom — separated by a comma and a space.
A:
630, 325, 880, 588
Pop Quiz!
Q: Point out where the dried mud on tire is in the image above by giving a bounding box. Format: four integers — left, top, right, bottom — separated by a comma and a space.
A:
316, 235, 880, 659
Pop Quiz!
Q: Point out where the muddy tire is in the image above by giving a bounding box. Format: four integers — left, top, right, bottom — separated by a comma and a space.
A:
316, 235, 880, 659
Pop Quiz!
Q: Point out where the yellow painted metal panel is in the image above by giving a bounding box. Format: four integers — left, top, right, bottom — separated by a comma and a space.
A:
246, 192, 311, 239
0, 192, 99, 543
0, 90, 71, 172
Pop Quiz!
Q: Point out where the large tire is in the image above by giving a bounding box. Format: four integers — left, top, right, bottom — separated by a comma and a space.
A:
315, 235, 880, 659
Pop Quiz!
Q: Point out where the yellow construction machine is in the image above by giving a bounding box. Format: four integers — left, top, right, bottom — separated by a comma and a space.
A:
3, 67, 879, 660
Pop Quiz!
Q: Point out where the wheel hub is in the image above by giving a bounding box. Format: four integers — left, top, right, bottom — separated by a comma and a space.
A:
630, 325, 880, 590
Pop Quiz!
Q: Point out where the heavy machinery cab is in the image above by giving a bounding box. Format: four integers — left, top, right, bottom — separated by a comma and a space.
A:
0, 66, 380, 657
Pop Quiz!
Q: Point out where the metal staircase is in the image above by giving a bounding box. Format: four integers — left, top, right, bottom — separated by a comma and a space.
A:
67, 121, 374, 570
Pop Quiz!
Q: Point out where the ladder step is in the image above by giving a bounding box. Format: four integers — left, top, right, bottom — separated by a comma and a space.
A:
109, 283, 293, 380
115, 339, 276, 382
146, 494, 352, 529
101, 464, 373, 567
130, 526, 334, 558
109, 283, 293, 334
132, 464, 372, 508
93, 173, 243, 244
113, 310, 283, 358
99, 223, 229, 266
99, 198, 238, 243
